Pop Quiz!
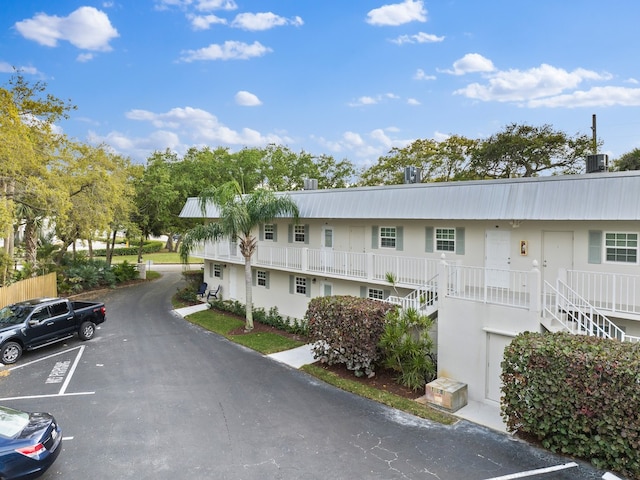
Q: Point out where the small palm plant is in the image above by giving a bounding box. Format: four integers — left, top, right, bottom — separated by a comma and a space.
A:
378, 307, 436, 391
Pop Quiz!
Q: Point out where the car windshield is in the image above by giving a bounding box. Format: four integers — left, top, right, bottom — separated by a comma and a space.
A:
0, 406, 29, 438
0, 305, 33, 327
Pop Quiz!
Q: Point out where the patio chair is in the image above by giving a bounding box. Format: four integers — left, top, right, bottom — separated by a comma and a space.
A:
196, 282, 208, 298
207, 285, 221, 300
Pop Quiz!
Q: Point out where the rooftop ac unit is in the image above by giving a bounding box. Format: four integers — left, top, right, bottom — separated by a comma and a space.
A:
303, 178, 318, 190
586, 154, 608, 173
404, 166, 422, 184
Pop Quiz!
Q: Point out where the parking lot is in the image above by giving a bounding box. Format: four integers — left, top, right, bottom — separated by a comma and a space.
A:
0, 267, 617, 479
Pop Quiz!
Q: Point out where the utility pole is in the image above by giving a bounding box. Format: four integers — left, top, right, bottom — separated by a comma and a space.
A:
591, 114, 598, 154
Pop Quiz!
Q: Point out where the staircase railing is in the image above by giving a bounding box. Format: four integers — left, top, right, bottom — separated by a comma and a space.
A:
386, 274, 438, 315
543, 280, 628, 342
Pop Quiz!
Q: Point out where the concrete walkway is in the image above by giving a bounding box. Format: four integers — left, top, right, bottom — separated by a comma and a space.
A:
174, 303, 507, 433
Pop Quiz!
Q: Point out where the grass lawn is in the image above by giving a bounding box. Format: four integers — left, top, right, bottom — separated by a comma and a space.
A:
99, 251, 203, 265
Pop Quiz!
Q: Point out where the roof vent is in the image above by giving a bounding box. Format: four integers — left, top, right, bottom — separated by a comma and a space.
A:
404, 166, 422, 184
303, 178, 318, 190
586, 154, 608, 173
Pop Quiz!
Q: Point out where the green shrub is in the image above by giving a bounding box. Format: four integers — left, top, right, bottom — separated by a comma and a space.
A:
305, 296, 396, 378
111, 261, 138, 282
501, 332, 640, 479
378, 308, 436, 391
208, 300, 308, 336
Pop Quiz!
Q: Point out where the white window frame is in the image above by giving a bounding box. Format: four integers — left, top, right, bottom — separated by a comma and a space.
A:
264, 224, 275, 241
294, 225, 306, 243
213, 264, 222, 278
604, 231, 638, 264
368, 288, 384, 300
436, 228, 456, 252
379, 227, 396, 249
256, 270, 267, 287
295, 276, 307, 295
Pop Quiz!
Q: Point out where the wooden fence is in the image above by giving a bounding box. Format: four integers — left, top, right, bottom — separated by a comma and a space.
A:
0, 273, 58, 308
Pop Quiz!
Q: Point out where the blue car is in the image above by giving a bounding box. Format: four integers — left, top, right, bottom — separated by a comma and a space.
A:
0, 405, 62, 480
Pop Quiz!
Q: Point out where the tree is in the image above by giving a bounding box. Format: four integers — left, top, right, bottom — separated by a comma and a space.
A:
359, 136, 478, 186
180, 181, 299, 331
612, 148, 640, 171
470, 123, 595, 178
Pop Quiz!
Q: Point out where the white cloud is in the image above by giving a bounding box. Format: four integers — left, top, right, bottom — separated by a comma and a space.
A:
348, 93, 399, 107
391, 32, 443, 45
235, 91, 262, 106
441, 53, 495, 75
527, 86, 640, 108
195, 0, 237, 11
125, 106, 282, 149
179, 40, 272, 61
366, 0, 427, 26
14, 7, 119, 52
154, 0, 237, 11
188, 14, 227, 30
455, 64, 610, 102
413, 68, 436, 80
231, 12, 303, 31
407, 98, 420, 105
0, 62, 39, 75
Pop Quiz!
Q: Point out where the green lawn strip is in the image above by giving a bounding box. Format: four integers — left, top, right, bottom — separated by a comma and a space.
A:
184, 309, 456, 425
301, 364, 457, 425
185, 310, 305, 354
96, 252, 202, 264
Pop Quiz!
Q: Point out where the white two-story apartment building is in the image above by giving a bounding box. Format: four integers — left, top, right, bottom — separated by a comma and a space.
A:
180, 170, 640, 407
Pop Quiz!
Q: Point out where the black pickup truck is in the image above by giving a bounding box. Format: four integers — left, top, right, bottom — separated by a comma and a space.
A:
0, 297, 106, 364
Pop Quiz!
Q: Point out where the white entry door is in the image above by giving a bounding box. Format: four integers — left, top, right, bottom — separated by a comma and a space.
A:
486, 333, 513, 402
321, 226, 334, 269
542, 231, 574, 286
485, 230, 511, 288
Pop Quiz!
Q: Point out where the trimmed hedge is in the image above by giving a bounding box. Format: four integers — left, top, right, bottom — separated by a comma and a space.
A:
305, 295, 396, 378
501, 332, 640, 479
93, 240, 164, 257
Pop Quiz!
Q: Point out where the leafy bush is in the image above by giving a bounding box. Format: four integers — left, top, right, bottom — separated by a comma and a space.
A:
57, 259, 117, 294
208, 300, 308, 336
378, 308, 436, 391
305, 295, 396, 378
502, 332, 640, 479
111, 261, 138, 282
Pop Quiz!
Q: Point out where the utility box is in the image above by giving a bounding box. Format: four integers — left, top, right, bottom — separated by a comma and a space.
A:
424, 378, 468, 412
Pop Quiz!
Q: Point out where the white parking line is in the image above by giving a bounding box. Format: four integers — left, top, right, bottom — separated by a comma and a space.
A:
484, 462, 578, 479
0, 345, 95, 401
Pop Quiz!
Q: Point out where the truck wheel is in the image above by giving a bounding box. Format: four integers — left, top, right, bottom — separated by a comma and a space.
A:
1, 341, 22, 364
78, 321, 96, 341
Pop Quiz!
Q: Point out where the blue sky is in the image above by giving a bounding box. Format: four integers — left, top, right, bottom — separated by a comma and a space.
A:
2, 1, 640, 168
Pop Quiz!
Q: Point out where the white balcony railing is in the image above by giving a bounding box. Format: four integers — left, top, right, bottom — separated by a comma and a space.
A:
543, 280, 627, 342
567, 270, 640, 316
446, 264, 531, 309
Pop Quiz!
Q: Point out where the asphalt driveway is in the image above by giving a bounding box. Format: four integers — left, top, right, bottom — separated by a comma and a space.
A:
0, 265, 614, 479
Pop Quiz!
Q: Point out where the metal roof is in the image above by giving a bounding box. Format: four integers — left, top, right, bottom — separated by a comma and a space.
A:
179, 170, 640, 221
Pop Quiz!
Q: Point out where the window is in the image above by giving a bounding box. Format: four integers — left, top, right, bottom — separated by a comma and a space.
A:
257, 270, 267, 287
294, 225, 306, 243
368, 288, 384, 300
605, 232, 638, 263
295, 276, 307, 295
436, 228, 456, 252
50, 302, 70, 316
264, 224, 275, 241
213, 264, 222, 278
380, 227, 396, 248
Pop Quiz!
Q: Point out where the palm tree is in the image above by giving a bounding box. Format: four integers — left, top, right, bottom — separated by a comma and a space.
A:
180, 180, 299, 331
